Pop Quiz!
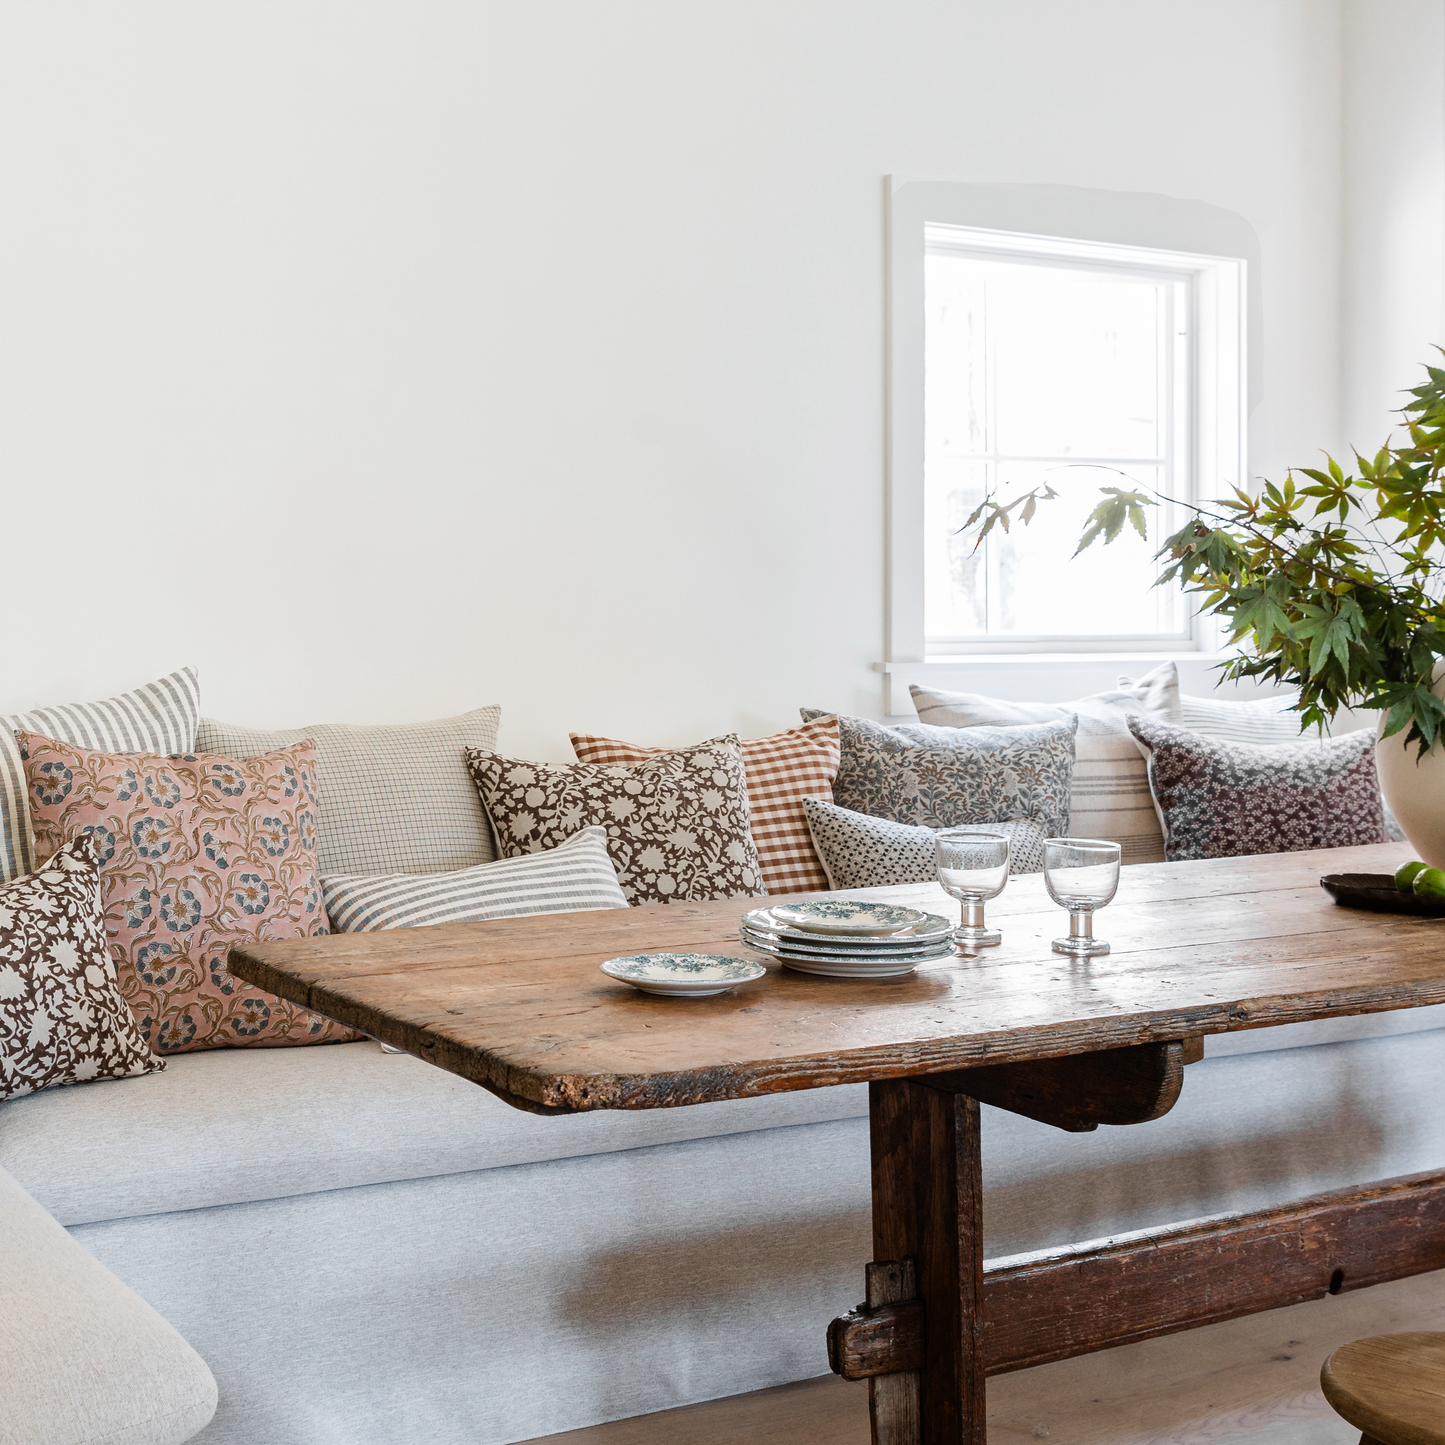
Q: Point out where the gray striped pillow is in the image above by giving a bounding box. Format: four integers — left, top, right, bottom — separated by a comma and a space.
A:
324, 825, 627, 932
1, 669, 200, 884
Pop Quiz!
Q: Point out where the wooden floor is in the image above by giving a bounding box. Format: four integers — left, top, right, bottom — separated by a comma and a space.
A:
521, 1269, 1445, 1445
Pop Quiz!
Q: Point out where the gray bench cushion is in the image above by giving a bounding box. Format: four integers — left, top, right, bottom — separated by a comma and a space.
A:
0, 1041, 869, 1226
1204, 1003, 1445, 1057
0, 1166, 216, 1445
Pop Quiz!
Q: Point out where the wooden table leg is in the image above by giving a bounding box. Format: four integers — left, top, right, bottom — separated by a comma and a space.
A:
868, 1077, 985, 1445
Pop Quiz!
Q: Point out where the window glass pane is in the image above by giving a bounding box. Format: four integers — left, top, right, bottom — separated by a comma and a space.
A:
923, 243, 1186, 645
924, 458, 989, 636
989, 265, 1162, 460
924, 255, 988, 456
983, 463, 1165, 638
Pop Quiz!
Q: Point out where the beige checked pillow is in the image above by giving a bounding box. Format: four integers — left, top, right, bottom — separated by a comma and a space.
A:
196, 706, 501, 877
909, 663, 1180, 865
570, 717, 840, 895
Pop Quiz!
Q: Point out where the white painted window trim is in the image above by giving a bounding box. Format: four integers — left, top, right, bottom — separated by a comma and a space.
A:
881, 177, 1256, 715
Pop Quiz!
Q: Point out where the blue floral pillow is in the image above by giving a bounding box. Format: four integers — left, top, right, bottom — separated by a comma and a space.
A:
799, 710, 1076, 839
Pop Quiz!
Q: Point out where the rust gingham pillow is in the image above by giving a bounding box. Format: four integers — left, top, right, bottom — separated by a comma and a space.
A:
570, 717, 840, 895
20, 733, 354, 1054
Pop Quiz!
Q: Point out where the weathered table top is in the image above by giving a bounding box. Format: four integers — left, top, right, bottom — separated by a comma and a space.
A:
228, 841, 1445, 1114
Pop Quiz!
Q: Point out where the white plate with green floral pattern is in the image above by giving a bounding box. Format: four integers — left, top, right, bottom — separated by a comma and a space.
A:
600, 953, 767, 998
741, 924, 953, 959
739, 934, 935, 978
766, 899, 932, 937
745, 908, 952, 947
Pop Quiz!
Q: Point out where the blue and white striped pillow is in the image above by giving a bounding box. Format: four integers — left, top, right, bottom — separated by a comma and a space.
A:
323, 825, 628, 932
1, 668, 201, 883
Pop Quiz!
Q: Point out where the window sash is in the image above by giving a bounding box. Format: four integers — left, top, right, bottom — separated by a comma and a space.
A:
910, 226, 1240, 655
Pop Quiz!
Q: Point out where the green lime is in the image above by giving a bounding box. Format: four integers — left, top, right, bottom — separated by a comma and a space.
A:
1414, 868, 1445, 897
1397, 860, 1428, 892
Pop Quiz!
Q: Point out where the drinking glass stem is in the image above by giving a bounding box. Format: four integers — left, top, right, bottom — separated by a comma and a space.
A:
962, 900, 986, 931
1069, 908, 1094, 940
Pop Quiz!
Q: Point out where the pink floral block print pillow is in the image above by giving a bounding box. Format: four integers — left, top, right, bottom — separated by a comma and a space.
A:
19, 733, 354, 1054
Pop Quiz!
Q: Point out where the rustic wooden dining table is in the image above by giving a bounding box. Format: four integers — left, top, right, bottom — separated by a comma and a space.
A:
230, 839, 1445, 1445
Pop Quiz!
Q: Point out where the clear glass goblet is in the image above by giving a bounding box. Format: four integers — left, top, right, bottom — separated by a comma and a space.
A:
935, 829, 1011, 950
1043, 838, 1122, 957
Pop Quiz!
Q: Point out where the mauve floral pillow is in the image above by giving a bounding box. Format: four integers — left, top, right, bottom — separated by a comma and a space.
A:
1127, 717, 1387, 862
20, 732, 354, 1055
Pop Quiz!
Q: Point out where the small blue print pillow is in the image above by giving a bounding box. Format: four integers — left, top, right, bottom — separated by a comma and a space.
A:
799, 711, 1076, 840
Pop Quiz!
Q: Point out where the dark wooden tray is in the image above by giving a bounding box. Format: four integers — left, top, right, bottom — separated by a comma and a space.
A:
1320, 872, 1445, 917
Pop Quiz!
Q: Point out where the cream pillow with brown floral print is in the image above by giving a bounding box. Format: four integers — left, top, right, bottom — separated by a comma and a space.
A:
19, 733, 354, 1055
465, 736, 765, 905
0, 832, 160, 1100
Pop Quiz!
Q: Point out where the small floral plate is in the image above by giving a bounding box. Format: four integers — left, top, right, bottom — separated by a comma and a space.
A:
767, 899, 931, 937
600, 953, 767, 998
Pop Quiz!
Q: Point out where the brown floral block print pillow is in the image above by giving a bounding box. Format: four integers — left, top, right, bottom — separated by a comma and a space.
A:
0, 832, 160, 1100
1127, 716, 1387, 862
20, 732, 354, 1054
466, 735, 765, 904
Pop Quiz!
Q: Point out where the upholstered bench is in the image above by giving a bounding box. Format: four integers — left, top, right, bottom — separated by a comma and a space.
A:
0, 1165, 217, 1445
6, 1012, 1445, 1444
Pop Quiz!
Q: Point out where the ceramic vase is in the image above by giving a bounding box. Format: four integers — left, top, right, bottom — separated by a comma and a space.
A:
1376, 665, 1445, 867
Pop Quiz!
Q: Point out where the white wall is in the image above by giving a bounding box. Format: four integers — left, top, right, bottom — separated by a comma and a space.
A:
0, 2, 1353, 756
1341, 0, 1445, 453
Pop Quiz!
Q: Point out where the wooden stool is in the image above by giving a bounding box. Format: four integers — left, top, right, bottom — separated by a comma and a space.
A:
1321, 1332, 1445, 1445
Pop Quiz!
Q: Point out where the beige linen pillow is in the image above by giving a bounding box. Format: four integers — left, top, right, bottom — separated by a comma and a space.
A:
909, 662, 1180, 864
196, 705, 501, 877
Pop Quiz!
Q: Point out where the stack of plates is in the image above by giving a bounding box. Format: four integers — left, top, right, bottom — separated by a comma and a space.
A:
741, 899, 954, 978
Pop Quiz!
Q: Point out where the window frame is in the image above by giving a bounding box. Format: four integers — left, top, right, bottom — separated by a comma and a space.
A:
922, 233, 1193, 650
883, 179, 1250, 710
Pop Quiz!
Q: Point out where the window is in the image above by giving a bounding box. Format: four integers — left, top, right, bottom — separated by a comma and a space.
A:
924, 232, 1191, 647
883, 182, 1249, 690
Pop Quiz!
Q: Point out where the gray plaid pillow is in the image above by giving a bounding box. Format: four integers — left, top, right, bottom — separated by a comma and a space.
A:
197, 706, 501, 877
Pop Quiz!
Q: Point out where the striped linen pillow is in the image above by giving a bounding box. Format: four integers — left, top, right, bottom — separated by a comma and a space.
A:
1, 668, 200, 884
324, 825, 627, 932
1179, 692, 1316, 743
569, 717, 841, 895
1178, 692, 1382, 744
